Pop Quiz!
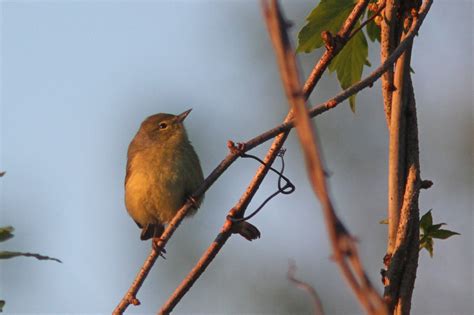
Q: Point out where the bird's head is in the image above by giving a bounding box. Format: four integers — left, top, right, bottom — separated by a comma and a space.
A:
136, 109, 192, 145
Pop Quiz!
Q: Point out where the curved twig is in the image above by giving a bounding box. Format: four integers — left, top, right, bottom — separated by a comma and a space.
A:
288, 261, 324, 315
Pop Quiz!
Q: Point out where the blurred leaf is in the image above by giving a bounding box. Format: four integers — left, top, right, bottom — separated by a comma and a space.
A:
328, 24, 368, 112
297, 0, 356, 53
420, 237, 434, 257
379, 219, 388, 224
0, 227, 14, 243
0, 171, 5, 177
419, 210, 433, 231
0, 251, 62, 263
410, 66, 415, 74
0, 300, 4, 312
366, 17, 380, 42
430, 229, 460, 240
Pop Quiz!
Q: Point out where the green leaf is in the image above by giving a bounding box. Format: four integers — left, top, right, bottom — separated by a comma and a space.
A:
430, 229, 460, 240
419, 210, 433, 231
420, 237, 434, 257
366, 18, 380, 42
419, 210, 460, 257
379, 219, 388, 224
328, 25, 368, 112
0, 226, 14, 243
0, 251, 62, 263
297, 0, 356, 53
427, 223, 446, 233
0, 300, 4, 312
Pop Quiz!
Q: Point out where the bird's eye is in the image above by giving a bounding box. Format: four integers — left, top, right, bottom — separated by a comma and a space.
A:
158, 123, 168, 130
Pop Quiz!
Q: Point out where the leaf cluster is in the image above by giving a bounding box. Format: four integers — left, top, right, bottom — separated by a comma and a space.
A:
297, 0, 381, 111
419, 210, 460, 257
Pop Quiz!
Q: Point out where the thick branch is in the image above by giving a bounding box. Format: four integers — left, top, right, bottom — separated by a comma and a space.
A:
387, 29, 412, 255
384, 74, 421, 314
393, 77, 420, 315
381, 0, 399, 126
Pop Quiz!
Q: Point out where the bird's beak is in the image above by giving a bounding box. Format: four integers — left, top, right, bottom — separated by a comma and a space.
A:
177, 108, 192, 122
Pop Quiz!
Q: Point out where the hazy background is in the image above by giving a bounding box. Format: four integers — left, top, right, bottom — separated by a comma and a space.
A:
1, 0, 472, 314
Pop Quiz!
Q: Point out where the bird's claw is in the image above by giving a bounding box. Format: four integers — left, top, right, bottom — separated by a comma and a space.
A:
152, 237, 167, 258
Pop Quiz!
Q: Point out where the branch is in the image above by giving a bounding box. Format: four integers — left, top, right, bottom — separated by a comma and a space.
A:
243, 0, 432, 155
261, 0, 386, 314
380, 0, 400, 126
382, 1, 431, 312
387, 28, 412, 255
156, 1, 372, 314
384, 70, 421, 315
115, 0, 433, 313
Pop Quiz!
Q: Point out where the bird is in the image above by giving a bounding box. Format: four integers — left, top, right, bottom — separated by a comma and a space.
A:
125, 109, 204, 242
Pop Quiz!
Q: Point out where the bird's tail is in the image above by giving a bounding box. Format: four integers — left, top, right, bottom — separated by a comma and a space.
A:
140, 224, 165, 240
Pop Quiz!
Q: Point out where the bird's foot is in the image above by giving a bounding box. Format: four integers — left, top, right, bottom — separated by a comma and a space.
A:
187, 196, 200, 209
152, 237, 167, 258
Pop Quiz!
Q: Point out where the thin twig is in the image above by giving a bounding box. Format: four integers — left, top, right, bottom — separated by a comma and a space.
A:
348, 1, 386, 41
288, 261, 324, 315
261, 0, 387, 314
